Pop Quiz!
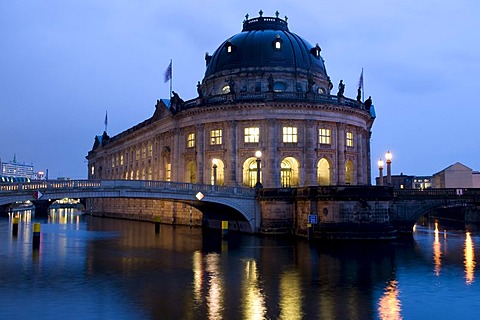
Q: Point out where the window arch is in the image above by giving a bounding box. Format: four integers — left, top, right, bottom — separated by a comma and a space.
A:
317, 158, 331, 186
345, 160, 354, 185
211, 159, 225, 186
186, 161, 196, 183
281, 157, 299, 187
242, 157, 261, 187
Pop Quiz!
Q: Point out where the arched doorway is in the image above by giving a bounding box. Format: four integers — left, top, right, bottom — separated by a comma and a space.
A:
186, 161, 196, 183
211, 159, 225, 186
281, 157, 299, 187
317, 158, 331, 185
243, 157, 261, 187
345, 160, 354, 185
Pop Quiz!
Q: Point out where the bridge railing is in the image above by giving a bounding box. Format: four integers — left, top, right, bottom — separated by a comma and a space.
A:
0, 179, 256, 197
394, 188, 480, 198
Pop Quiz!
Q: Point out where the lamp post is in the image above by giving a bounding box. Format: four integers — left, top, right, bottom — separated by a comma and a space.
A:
255, 150, 262, 189
377, 158, 384, 186
385, 151, 392, 186
212, 158, 218, 186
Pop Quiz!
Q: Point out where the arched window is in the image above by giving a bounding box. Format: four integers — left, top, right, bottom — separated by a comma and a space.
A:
211, 159, 225, 186
242, 157, 261, 187
281, 157, 299, 187
186, 161, 197, 183
345, 160, 354, 185
317, 158, 331, 185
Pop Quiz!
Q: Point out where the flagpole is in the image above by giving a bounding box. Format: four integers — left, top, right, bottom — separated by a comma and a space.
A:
361, 68, 364, 102
169, 59, 173, 99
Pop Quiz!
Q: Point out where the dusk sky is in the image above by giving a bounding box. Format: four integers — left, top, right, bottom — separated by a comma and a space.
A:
1, 1, 479, 180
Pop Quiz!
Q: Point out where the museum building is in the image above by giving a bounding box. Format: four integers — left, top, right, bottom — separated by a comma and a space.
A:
86, 12, 376, 224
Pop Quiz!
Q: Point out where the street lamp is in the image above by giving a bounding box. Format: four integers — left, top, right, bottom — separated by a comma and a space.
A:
377, 158, 384, 186
255, 150, 262, 189
212, 158, 218, 185
385, 151, 392, 186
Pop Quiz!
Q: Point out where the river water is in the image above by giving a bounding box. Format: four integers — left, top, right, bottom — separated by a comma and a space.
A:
0, 208, 479, 319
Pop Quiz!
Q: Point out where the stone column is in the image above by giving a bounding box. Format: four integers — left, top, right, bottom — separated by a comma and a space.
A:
304, 120, 317, 186
227, 121, 237, 186
196, 124, 205, 184
357, 128, 364, 185
266, 119, 278, 188
367, 130, 372, 185
337, 123, 346, 184
173, 128, 181, 182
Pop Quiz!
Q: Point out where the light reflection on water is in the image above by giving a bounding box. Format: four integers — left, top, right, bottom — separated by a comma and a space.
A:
0, 210, 479, 319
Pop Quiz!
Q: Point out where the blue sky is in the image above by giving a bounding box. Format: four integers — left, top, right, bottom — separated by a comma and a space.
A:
1, 1, 479, 180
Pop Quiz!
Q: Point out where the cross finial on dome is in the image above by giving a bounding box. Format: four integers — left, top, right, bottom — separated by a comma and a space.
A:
275, 11, 280, 18
259, 10, 263, 17
284, 15, 288, 22
245, 13, 249, 20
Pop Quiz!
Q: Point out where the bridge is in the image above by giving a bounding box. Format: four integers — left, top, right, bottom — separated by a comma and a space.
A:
392, 188, 480, 232
1, 180, 480, 237
0, 180, 259, 232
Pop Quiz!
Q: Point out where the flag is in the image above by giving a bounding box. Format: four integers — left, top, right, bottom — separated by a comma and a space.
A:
164, 61, 172, 83
358, 68, 364, 89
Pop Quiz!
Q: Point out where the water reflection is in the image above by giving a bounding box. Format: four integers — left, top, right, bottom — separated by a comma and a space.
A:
242, 259, 266, 319
464, 232, 475, 285
205, 253, 224, 320
279, 268, 303, 320
378, 279, 402, 320
433, 222, 442, 276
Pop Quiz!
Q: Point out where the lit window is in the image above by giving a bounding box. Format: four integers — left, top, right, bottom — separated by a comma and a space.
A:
346, 131, 354, 147
319, 128, 331, 144
111, 158, 115, 168
120, 154, 124, 166
283, 126, 297, 143
244, 127, 259, 143
91, 166, 95, 176
273, 35, 283, 50
165, 163, 171, 181
187, 133, 195, 148
148, 143, 153, 157
142, 146, 146, 158
222, 85, 231, 94
210, 129, 223, 145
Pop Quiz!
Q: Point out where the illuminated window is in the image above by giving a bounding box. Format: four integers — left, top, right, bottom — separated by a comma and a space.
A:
244, 127, 259, 143
346, 131, 354, 147
142, 146, 146, 159
210, 129, 223, 145
283, 126, 297, 143
275, 41, 281, 49
165, 162, 171, 181
124, 171, 128, 179
319, 128, 331, 144
91, 166, 95, 176
222, 85, 231, 94
120, 154, 124, 166
187, 133, 195, 148
111, 157, 115, 168
142, 168, 146, 180
148, 143, 153, 157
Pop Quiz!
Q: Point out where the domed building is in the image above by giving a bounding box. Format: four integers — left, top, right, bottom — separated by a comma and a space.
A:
86, 12, 376, 225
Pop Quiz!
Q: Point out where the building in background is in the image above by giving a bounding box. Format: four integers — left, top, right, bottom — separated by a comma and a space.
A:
432, 162, 473, 188
0, 155, 34, 179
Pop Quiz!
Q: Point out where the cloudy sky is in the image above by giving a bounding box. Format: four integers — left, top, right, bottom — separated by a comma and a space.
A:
1, 0, 479, 180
